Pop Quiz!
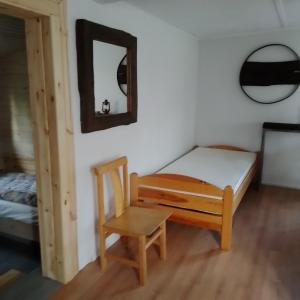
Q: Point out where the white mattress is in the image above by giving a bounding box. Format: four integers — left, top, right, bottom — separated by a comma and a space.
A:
159, 147, 256, 193
0, 199, 38, 224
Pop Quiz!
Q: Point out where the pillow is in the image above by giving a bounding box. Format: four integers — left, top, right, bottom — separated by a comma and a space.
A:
0, 172, 37, 207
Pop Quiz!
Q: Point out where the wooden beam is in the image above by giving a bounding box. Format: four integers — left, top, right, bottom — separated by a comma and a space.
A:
0, 0, 59, 17
42, 11, 78, 283
25, 16, 57, 279
1, 0, 78, 284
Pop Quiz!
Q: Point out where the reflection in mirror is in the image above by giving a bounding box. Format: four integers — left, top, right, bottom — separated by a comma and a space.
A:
117, 55, 127, 96
93, 41, 127, 115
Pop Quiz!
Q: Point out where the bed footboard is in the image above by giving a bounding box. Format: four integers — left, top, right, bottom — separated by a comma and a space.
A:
130, 173, 234, 250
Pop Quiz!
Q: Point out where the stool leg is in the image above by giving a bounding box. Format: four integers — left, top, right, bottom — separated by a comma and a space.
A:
138, 235, 147, 286
159, 222, 167, 261
99, 227, 106, 271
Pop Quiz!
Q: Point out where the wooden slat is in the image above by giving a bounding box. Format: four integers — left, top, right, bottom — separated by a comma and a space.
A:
130, 172, 138, 205
123, 160, 129, 209
145, 228, 162, 249
138, 187, 223, 215
134, 201, 222, 228
94, 156, 127, 175
138, 174, 223, 197
110, 170, 125, 217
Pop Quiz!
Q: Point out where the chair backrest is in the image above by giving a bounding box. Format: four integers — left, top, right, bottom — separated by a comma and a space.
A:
94, 157, 128, 224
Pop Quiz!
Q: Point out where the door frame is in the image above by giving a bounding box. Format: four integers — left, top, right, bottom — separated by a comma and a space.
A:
0, 0, 78, 283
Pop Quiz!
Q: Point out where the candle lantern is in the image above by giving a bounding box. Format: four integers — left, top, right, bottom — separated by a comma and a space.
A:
102, 99, 111, 114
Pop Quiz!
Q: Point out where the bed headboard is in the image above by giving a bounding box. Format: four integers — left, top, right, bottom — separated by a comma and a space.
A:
0, 156, 36, 175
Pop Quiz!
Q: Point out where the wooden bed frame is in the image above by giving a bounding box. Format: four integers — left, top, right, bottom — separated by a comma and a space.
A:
130, 145, 259, 250
0, 219, 39, 242
0, 156, 39, 242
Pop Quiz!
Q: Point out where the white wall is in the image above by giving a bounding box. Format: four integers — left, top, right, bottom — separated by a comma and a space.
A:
67, 0, 199, 269
195, 30, 300, 189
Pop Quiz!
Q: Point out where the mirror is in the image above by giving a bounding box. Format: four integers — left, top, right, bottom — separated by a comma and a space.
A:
76, 19, 137, 133
93, 42, 127, 115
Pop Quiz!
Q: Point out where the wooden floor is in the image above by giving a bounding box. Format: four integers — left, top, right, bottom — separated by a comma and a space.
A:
0, 268, 61, 300
0, 236, 40, 275
51, 186, 300, 300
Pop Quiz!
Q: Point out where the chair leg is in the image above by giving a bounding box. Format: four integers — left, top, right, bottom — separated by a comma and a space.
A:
159, 222, 166, 261
99, 227, 107, 271
138, 235, 147, 286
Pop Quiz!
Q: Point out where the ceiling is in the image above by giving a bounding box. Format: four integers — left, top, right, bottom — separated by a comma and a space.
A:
95, 0, 300, 39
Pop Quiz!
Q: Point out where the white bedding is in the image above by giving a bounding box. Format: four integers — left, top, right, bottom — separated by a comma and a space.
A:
0, 198, 38, 224
159, 147, 256, 193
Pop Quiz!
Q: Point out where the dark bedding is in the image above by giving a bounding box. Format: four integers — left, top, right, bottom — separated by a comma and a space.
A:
0, 172, 37, 207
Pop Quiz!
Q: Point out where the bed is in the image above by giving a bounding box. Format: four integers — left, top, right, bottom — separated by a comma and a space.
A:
0, 157, 39, 241
130, 145, 259, 250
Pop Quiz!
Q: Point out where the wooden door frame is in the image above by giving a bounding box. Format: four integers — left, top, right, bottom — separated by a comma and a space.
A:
0, 0, 78, 283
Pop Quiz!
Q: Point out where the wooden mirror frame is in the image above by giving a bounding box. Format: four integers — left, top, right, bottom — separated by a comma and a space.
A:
76, 19, 138, 133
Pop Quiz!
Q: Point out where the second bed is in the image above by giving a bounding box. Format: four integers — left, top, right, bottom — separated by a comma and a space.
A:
130, 145, 259, 250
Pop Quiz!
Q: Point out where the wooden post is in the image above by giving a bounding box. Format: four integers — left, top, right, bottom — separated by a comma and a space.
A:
221, 186, 233, 250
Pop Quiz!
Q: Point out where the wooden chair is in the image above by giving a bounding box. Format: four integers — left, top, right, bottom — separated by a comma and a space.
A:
93, 156, 170, 286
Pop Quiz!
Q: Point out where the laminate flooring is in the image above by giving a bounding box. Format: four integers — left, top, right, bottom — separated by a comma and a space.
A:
51, 186, 300, 300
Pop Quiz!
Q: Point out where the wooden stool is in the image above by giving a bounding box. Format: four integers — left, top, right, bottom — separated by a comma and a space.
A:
93, 157, 170, 286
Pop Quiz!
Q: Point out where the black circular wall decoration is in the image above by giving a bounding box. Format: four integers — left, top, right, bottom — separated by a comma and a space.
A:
239, 44, 300, 104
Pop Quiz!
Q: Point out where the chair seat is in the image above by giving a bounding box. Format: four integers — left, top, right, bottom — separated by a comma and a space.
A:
104, 206, 171, 237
